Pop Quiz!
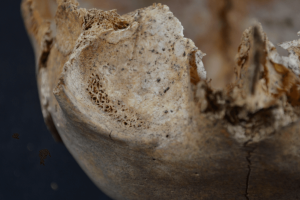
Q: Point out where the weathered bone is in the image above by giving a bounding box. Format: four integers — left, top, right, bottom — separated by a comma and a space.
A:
22, 0, 300, 199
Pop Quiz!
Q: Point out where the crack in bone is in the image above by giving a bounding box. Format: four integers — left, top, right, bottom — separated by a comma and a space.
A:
244, 141, 256, 200
22, 0, 300, 199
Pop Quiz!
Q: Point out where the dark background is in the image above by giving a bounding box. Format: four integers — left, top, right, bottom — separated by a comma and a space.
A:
0, 1, 111, 199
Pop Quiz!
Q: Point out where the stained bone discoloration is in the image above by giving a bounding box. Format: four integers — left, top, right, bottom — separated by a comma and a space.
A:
196, 25, 300, 144
22, 0, 300, 199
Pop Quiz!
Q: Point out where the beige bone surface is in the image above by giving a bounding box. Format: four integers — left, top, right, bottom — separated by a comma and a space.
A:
22, 0, 300, 199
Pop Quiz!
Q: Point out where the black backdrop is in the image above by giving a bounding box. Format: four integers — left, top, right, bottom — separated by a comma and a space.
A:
0, 1, 111, 199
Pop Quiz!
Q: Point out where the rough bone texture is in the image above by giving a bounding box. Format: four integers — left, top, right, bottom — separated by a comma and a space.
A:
22, 0, 300, 199
75, 0, 300, 88
197, 25, 300, 144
